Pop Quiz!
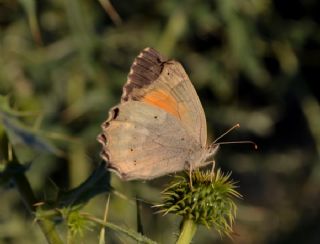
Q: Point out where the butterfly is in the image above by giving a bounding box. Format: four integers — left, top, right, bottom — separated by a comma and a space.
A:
97, 47, 220, 180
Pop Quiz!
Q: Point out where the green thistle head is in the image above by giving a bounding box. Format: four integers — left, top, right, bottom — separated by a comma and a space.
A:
158, 169, 241, 236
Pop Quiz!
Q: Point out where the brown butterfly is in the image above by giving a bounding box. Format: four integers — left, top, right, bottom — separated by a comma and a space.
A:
97, 48, 220, 180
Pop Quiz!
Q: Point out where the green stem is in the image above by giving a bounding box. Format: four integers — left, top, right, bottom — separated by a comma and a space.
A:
83, 214, 157, 244
12, 164, 63, 244
176, 218, 197, 244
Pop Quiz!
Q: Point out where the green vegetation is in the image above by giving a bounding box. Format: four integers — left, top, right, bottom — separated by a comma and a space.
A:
1, 0, 320, 243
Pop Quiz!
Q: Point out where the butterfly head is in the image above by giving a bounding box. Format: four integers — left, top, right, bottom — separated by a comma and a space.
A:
205, 143, 220, 161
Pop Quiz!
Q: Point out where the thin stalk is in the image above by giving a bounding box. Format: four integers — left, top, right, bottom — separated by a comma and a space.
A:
83, 214, 157, 244
176, 218, 197, 244
12, 166, 63, 244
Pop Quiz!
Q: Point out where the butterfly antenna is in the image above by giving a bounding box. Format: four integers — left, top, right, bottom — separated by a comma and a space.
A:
213, 123, 241, 144
211, 123, 258, 150
216, 141, 258, 149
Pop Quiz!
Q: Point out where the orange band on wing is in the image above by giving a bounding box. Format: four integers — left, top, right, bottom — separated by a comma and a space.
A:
142, 89, 182, 118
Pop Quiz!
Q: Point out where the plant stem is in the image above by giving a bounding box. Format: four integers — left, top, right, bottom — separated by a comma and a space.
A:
83, 214, 157, 244
176, 218, 197, 244
12, 164, 63, 244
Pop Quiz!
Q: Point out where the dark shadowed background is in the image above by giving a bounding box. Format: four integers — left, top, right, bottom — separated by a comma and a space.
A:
1, 0, 320, 243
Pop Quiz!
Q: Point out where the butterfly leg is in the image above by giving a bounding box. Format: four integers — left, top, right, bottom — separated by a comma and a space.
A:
188, 162, 193, 189
210, 160, 216, 182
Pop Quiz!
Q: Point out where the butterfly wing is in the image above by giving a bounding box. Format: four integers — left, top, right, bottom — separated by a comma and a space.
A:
121, 47, 207, 146
98, 101, 203, 180
98, 48, 208, 180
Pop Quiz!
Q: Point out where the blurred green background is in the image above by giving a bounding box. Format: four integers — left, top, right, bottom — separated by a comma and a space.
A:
1, 0, 320, 243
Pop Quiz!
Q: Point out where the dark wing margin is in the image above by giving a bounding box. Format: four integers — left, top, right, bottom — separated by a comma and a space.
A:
121, 47, 167, 102
97, 106, 120, 162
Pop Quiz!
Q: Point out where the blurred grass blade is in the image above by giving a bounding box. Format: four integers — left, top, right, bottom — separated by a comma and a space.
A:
158, 8, 187, 55
136, 199, 144, 235
65, 0, 96, 78
217, 0, 268, 85
99, 194, 110, 244
18, 0, 42, 44
98, 0, 122, 26
84, 214, 158, 244
1, 116, 63, 156
136, 198, 144, 235
0, 96, 63, 157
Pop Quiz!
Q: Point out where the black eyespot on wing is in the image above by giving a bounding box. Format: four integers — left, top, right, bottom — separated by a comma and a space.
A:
112, 107, 120, 119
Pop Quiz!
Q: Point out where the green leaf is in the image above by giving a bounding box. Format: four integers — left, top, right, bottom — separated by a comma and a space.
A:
56, 161, 112, 208
0, 95, 63, 158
